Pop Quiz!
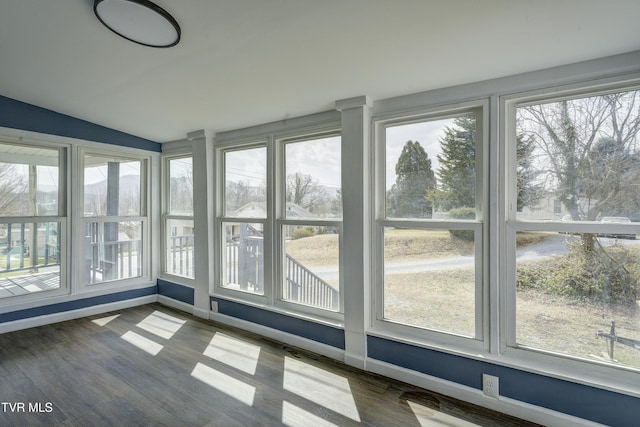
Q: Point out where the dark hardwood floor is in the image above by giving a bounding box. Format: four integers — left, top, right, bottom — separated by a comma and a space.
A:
0, 303, 540, 426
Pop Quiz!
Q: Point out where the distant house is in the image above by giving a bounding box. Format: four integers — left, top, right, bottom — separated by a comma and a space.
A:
228, 202, 317, 239
516, 193, 600, 221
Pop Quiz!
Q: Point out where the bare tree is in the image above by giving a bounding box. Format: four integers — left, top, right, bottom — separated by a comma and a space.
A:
0, 163, 27, 215
519, 91, 640, 221
286, 172, 328, 214
519, 90, 640, 254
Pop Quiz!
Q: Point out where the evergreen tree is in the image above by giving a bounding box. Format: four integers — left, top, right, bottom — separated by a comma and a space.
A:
435, 116, 476, 211
387, 140, 435, 218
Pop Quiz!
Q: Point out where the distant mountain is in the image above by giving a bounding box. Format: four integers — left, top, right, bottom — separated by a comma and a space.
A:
84, 174, 140, 196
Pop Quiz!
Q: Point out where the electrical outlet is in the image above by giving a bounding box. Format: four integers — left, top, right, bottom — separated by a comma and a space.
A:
482, 374, 499, 399
211, 300, 219, 313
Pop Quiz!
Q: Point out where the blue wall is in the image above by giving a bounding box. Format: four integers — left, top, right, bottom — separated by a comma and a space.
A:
0, 286, 157, 324
158, 279, 194, 305
212, 296, 345, 349
0, 95, 160, 151
368, 336, 639, 426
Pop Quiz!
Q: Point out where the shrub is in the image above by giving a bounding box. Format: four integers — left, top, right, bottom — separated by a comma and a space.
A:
447, 207, 475, 241
291, 227, 315, 240
516, 240, 639, 305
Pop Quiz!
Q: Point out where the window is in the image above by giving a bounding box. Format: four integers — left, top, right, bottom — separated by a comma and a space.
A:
507, 87, 640, 371
81, 152, 147, 285
164, 155, 194, 279
0, 141, 65, 299
375, 108, 485, 343
219, 145, 267, 295
280, 134, 342, 312
216, 131, 342, 317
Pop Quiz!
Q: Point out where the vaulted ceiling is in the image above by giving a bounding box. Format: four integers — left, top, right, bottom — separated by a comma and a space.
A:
2, 0, 640, 142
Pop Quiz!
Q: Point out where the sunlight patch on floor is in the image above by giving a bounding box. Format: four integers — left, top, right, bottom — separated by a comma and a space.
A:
191, 362, 256, 406
136, 310, 186, 339
281, 400, 339, 427
91, 314, 120, 326
121, 331, 164, 356
203, 332, 261, 375
407, 399, 479, 427
283, 356, 360, 422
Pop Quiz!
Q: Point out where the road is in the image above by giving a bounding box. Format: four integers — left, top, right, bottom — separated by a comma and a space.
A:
307, 234, 640, 280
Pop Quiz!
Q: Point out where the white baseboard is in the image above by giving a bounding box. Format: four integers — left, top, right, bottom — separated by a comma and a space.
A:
0, 295, 156, 334
208, 311, 345, 362
192, 307, 210, 319
366, 358, 604, 427
156, 295, 196, 315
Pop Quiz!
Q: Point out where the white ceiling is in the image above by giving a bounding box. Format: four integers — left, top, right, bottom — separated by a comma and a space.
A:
1, 0, 640, 143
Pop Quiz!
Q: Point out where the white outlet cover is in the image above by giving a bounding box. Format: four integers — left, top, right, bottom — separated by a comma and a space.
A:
482, 374, 499, 399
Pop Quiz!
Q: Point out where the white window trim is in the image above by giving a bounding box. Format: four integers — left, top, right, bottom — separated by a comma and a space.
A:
370, 101, 488, 354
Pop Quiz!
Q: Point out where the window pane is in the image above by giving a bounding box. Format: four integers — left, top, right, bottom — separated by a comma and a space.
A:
169, 157, 193, 215
0, 143, 60, 217
222, 222, 264, 295
84, 155, 142, 217
516, 90, 640, 222
285, 136, 341, 218
385, 115, 476, 219
383, 227, 476, 337
84, 221, 142, 284
515, 231, 640, 369
283, 225, 339, 311
0, 222, 60, 298
224, 147, 266, 217
166, 219, 194, 278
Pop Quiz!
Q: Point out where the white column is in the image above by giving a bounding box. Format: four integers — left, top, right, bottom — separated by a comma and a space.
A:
188, 129, 215, 318
336, 96, 371, 369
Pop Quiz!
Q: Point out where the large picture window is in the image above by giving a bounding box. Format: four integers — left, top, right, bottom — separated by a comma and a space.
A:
0, 141, 65, 299
375, 108, 484, 342
82, 152, 147, 285
507, 87, 640, 371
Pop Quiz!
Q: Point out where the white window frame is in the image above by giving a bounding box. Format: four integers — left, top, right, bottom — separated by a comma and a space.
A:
213, 118, 344, 324
0, 138, 69, 304
370, 101, 488, 353
274, 130, 343, 320
77, 147, 151, 291
501, 77, 640, 395
214, 140, 272, 307
161, 152, 195, 284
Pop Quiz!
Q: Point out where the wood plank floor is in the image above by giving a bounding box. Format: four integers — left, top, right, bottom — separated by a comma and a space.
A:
0, 303, 540, 426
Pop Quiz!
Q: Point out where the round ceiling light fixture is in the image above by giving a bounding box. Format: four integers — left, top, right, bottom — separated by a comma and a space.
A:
94, 0, 181, 48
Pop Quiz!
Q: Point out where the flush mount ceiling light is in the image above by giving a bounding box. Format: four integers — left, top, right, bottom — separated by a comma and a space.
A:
94, 0, 180, 48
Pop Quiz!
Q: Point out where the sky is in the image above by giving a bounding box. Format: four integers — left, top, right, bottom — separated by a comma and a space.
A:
223, 121, 458, 193
225, 136, 342, 191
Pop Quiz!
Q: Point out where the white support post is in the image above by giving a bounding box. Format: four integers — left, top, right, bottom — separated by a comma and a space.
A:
188, 129, 215, 318
336, 96, 371, 369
